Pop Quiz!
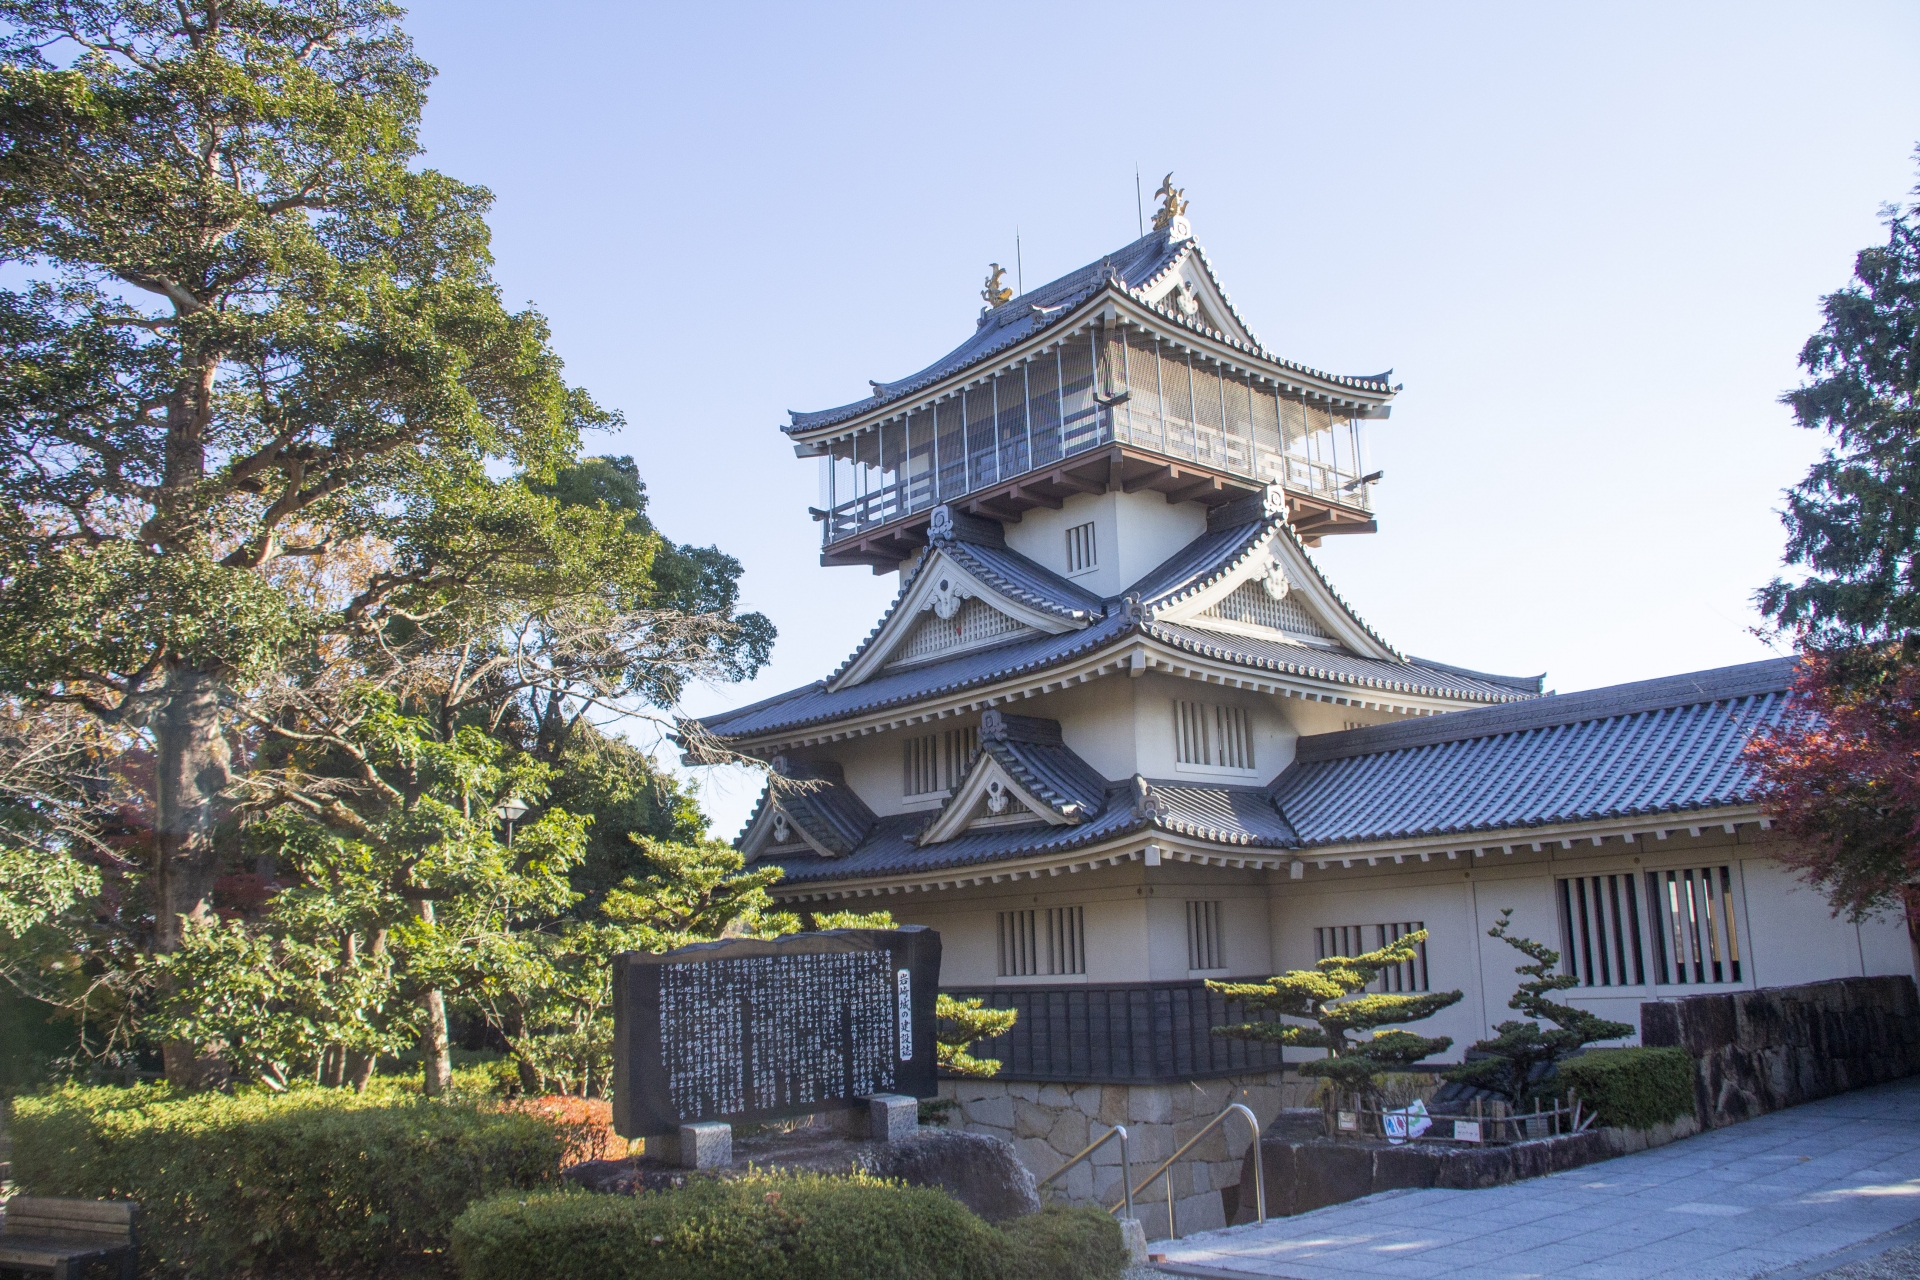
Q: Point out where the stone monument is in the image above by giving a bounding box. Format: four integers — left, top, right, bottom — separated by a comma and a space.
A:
612, 926, 941, 1168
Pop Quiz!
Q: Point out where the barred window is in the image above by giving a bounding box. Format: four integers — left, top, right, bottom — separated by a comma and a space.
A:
1187, 900, 1225, 971
902, 726, 979, 796
998, 906, 1085, 977
1315, 921, 1428, 992
1173, 701, 1256, 771
1065, 521, 1097, 574
1648, 866, 1743, 985
1558, 873, 1647, 987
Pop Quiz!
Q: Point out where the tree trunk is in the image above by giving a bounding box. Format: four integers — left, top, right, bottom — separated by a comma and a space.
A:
414, 900, 452, 1097
503, 1006, 541, 1096
152, 660, 234, 1086
420, 988, 452, 1097
346, 1050, 377, 1093
320, 1044, 345, 1088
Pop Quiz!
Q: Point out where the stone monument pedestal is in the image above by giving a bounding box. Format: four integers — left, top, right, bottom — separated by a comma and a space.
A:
649, 1121, 733, 1169
830, 1093, 918, 1143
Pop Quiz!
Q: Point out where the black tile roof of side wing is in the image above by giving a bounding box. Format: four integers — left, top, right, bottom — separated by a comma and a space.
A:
1272, 658, 1800, 847
1293, 658, 1799, 764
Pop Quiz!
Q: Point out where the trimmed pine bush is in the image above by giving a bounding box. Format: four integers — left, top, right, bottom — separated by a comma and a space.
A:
10, 1084, 570, 1277
1561, 1046, 1698, 1130
450, 1175, 1128, 1280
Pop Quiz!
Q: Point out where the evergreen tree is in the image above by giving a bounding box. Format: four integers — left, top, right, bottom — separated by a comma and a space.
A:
1749, 156, 1920, 918
1210, 930, 1462, 1095
1444, 909, 1632, 1103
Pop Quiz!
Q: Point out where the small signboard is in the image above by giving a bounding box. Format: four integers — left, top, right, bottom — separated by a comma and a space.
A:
611, 926, 941, 1138
1336, 1111, 1359, 1132
1453, 1119, 1482, 1144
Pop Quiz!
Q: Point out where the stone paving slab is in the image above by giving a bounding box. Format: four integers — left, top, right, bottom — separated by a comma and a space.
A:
1155, 1076, 1920, 1280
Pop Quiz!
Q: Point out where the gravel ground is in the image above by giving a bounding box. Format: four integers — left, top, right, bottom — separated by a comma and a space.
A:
1811, 1241, 1920, 1280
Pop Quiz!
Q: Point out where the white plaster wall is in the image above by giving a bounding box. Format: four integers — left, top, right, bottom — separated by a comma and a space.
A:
1002, 489, 1206, 598
1131, 672, 1296, 784
825, 714, 981, 818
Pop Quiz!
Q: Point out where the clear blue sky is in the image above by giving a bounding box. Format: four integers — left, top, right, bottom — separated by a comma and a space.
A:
403, 1, 1920, 842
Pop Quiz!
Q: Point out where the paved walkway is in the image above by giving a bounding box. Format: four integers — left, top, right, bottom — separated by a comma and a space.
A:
1156, 1076, 1920, 1280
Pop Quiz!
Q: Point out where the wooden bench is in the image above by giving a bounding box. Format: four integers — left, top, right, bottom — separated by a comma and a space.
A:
0, 1198, 139, 1279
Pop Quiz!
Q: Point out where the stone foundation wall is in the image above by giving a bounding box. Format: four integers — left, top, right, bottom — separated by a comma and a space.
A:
1640, 975, 1920, 1127
937, 1072, 1312, 1239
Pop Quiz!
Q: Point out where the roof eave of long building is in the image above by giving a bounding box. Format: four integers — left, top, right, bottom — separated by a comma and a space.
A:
765, 804, 1778, 900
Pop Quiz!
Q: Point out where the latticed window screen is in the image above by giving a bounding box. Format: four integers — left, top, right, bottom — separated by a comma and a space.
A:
903, 726, 979, 796
1187, 900, 1226, 971
1199, 580, 1330, 638
1065, 521, 1097, 574
1648, 866, 1743, 985
1316, 922, 1428, 992
1558, 874, 1647, 987
894, 598, 1028, 665
1173, 701, 1256, 770
998, 906, 1085, 977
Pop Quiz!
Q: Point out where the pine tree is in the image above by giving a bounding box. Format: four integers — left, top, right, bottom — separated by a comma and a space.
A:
1210, 930, 1462, 1095
1444, 909, 1633, 1103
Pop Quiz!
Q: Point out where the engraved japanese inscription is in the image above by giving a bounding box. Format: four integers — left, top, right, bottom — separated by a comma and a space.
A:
612, 926, 940, 1138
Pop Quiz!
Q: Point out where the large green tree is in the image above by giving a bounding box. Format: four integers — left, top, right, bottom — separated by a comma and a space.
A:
0, 0, 601, 984
1749, 157, 1920, 918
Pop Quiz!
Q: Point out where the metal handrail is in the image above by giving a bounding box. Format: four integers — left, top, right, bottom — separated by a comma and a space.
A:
1035, 1123, 1134, 1222
1107, 1101, 1265, 1241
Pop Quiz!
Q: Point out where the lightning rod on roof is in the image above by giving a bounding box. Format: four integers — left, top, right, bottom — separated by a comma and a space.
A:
1016, 229, 1022, 296
1134, 164, 1144, 238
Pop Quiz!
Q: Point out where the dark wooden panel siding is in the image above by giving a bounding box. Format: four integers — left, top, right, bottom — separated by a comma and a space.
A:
942, 980, 1285, 1084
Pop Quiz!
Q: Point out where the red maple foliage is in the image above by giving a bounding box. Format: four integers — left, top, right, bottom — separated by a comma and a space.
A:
1745, 648, 1920, 924
496, 1095, 625, 1167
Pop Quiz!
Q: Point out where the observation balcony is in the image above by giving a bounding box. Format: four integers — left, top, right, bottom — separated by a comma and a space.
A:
810, 325, 1380, 571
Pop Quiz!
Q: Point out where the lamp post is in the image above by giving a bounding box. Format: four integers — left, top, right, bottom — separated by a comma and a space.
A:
492, 796, 530, 848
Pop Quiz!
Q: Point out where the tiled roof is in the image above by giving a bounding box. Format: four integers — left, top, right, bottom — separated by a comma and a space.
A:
744, 658, 1798, 890
750, 760, 876, 856
786, 232, 1395, 435
1144, 623, 1538, 703
1272, 658, 1797, 847
819, 521, 1104, 693
698, 521, 1538, 743
978, 712, 1108, 818
703, 611, 1138, 740
939, 538, 1104, 621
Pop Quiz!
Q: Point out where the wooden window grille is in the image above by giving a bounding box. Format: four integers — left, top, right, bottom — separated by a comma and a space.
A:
1558, 873, 1647, 987
1316, 922, 1428, 992
998, 906, 1085, 977
1187, 900, 1226, 971
1647, 866, 1743, 985
903, 726, 978, 796
1199, 580, 1329, 638
1173, 700, 1256, 771
1065, 521, 1097, 574
942, 726, 978, 791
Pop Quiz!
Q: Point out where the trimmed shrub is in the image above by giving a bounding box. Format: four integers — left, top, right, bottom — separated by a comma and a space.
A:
1562, 1046, 1697, 1130
450, 1174, 1129, 1280
997, 1205, 1130, 1280
11, 1084, 570, 1277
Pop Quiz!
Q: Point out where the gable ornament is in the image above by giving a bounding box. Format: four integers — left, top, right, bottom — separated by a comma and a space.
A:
1261, 554, 1292, 602
771, 810, 791, 844
1175, 280, 1201, 318
928, 574, 971, 620
985, 777, 1010, 815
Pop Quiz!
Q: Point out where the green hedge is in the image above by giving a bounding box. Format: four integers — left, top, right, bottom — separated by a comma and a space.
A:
11, 1085, 568, 1277
450, 1176, 1128, 1280
1562, 1046, 1697, 1130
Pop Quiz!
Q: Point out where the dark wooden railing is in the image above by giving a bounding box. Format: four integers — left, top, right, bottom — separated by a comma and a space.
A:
940, 979, 1285, 1084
